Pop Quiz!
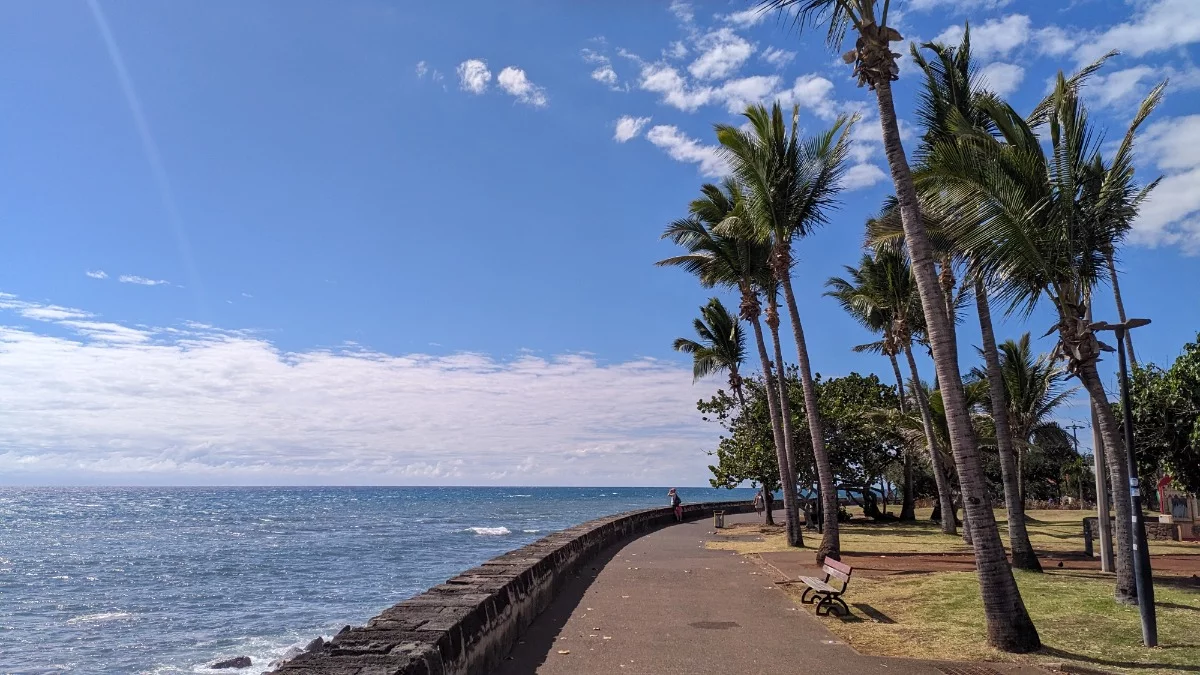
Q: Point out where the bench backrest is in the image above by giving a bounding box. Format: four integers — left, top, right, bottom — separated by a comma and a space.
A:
822, 558, 852, 583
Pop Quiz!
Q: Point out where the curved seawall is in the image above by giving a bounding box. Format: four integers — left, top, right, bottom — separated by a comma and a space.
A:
273, 500, 755, 674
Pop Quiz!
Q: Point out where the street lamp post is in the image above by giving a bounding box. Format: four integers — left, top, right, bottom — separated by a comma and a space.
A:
1092, 317, 1157, 647
1066, 422, 1085, 508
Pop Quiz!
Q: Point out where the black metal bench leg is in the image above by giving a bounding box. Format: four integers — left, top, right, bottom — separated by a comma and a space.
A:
800, 587, 815, 604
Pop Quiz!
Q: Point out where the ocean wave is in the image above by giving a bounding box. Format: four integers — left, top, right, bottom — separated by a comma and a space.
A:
507, 494, 532, 498
522, 529, 541, 534
464, 526, 511, 536
66, 611, 134, 624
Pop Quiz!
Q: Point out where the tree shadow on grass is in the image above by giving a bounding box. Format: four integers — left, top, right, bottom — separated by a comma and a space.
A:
1039, 646, 1200, 672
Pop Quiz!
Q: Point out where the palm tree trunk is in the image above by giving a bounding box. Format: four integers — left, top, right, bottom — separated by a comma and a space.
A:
763, 489, 775, 525
745, 298, 802, 549
767, 296, 804, 547
975, 278, 1042, 571
1105, 252, 1138, 369
892, 352, 916, 521
903, 345, 957, 534
779, 272, 839, 562
1077, 359, 1137, 604
1017, 448, 1026, 505
874, 78, 1040, 653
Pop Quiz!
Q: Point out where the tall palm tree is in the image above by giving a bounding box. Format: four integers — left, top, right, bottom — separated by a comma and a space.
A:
759, 0, 1040, 652
926, 71, 1162, 604
907, 28, 1041, 571
658, 180, 803, 545
714, 102, 852, 562
825, 249, 956, 529
674, 298, 748, 406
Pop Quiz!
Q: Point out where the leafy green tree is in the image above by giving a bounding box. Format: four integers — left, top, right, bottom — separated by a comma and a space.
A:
700, 381, 783, 524
1131, 334, 1200, 494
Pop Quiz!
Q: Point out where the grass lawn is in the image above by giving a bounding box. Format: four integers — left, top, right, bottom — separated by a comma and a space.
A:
708, 507, 1200, 556
709, 508, 1200, 673
803, 569, 1200, 675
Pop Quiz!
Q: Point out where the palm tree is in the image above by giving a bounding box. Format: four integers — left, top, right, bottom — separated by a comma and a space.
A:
674, 298, 748, 406
974, 334, 1077, 506
714, 102, 852, 562
906, 28, 1041, 571
658, 180, 803, 546
759, 0, 1040, 652
825, 249, 956, 528
925, 70, 1162, 604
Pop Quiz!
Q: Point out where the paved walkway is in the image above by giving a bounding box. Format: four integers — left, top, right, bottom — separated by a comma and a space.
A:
499, 510, 1049, 675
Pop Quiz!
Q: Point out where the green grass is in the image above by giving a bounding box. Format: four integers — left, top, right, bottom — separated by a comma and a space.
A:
800, 569, 1200, 675
708, 508, 1200, 556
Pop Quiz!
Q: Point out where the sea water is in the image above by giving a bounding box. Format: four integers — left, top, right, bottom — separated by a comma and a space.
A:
0, 486, 754, 674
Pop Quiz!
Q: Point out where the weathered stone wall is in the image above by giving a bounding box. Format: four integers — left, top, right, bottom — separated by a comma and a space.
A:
273, 500, 755, 674
1083, 515, 1181, 544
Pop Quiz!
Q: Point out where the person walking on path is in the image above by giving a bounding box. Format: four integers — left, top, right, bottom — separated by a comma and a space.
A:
668, 488, 683, 523
753, 489, 765, 518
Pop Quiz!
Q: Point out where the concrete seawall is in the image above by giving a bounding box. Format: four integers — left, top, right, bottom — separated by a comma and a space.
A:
273, 500, 756, 674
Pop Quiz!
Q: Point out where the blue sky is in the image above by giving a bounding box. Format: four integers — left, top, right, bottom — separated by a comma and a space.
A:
0, 0, 1197, 486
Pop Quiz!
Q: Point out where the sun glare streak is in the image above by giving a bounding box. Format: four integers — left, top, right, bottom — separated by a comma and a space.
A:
86, 0, 205, 311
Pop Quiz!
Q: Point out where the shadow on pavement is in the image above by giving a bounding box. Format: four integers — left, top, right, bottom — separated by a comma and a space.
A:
495, 540, 626, 674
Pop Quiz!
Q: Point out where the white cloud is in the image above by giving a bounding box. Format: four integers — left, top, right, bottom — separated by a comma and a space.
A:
723, 8, 765, 27
774, 74, 839, 120
497, 66, 548, 107
0, 293, 718, 486
718, 75, 781, 114
1131, 115, 1200, 253
665, 41, 689, 60
456, 59, 492, 94
640, 63, 714, 111
1088, 66, 1159, 109
415, 61, 428, 78
581, 48, 608, 65
645, 125, 729, 177
85, 270, 108, 280
761, 46, 796, 68
118, 275, 168, 286
592, 65, 618, 86
842, 163, 888, 191
933, 14, 1031, 59
977, 62, 1025, 97
669, 0, 694, 25
688, 28, 754, 81
614, 115, 651, 143
241, 292, 253, 299
1078, 0, 1200, 64
1033, 26, 1074, 57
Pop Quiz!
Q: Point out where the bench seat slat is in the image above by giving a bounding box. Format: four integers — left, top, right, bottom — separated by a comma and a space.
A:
798, 576, 838, 594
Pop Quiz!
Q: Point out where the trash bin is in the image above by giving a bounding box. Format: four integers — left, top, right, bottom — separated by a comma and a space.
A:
714, 510, 725, 528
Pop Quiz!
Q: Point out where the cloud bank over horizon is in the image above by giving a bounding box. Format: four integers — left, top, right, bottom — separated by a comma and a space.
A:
0, 292, 717, 487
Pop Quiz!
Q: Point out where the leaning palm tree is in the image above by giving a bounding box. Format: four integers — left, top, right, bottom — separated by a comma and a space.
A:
758, 0, 1041, 652
926, 71, 1163, 605
715, 102, 852, 562
658, 180, 803, 546
674, 298, 748, 406
909, 28, 1041, 571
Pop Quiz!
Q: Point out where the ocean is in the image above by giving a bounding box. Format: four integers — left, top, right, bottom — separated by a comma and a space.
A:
0, 486, 756, 674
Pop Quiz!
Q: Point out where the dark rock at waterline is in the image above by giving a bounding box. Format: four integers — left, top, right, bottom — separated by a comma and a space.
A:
304, 637, 325, 652
337, 625, 350, 635
210, 656, 252, 669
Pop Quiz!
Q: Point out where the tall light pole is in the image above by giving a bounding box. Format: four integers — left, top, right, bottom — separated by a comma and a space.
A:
1092, 317, 1157, 647
1085, 306, 1114, 573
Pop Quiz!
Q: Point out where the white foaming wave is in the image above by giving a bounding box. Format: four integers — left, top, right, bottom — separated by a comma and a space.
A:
188, 635, 330, 675
465, 526, 511, 536
522, 529, 541, 534
507, 494, 532, 498
66, 611, 134, 624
